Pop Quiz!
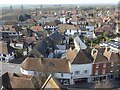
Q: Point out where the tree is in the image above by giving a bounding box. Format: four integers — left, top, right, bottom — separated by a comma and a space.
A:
105, 36, 110, 42
24, 14, 31, 19
97, 35, 104, 43
18, 14, 31, 21
103, 32, 110, 42
18, 15, 26, 21
93, 38, 99, 44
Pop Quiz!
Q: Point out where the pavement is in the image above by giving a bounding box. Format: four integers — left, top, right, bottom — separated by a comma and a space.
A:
66, 80, 120, 89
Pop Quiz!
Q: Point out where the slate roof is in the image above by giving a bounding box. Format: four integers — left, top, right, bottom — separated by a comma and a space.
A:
35, 40, 48, 55
48, 31, 64, 44
53, 45, 66, 50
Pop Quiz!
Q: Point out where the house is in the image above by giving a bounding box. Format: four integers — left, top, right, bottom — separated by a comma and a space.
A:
30, 25, 43, 32
85, 25, 95, 38
38, 16, 58, 24
22, 36, 37, 56
115, 22, 120, 34
58, 16, 66, 24
10, 41, 23, 50
41, 74, 68, 90
53, 45, 66, 58
20, 57, 71, 76
43, 22, 58, 32
31, 31, 65, 57
78, 17, 87, 31
74, 36, 87, 51
55, 48, 93, 85
58, 24, 81, 36
70, 15, 79, 25
100, 41, 120, 53
91, 48, 120, 82
0, 25, 18, 40
94, 25, 114, 36
0, 72, 48, 89
0, 41, 16, 62
103, 48, 120, 80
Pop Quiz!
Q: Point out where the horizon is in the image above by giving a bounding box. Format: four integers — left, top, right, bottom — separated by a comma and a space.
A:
0, 0, 119, 5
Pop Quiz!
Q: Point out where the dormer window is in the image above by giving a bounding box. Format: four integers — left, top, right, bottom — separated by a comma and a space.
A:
102, 69, 106, 74
103, 63, 106, 68
95, 70, 98, 75
96, 64, 99, 68
74, 71, 80, 75
111, 62, 114, 67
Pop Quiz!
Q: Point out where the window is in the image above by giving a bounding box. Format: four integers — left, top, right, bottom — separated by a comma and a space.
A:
95, 70, 98, 75
61, 73, 63, 77
117, 69, 119, 72
13, 33, 16, 34
62, 79, 70, 85
110, 70, 113, 73
93, 77, 99, 82
111, 62, 114, 67
118, 63, 120, 66
102, 69, 106, 74
74, 71, 80, 75
84, 70, 88, 74
96, 64, 99, 68
3, 54, 6, 57
2, 58, 5, 61
103, 63, 106, 68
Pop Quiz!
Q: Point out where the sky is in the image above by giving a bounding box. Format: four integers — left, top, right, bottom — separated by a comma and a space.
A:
0, 0, 119, 5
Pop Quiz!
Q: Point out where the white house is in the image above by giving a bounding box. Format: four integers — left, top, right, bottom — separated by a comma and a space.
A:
0, 41, 16, 62
54, 63, 92, 85
58, 24, 81, 36
0, 25, 18, 38
54, 48, 93, 85
65, 29, 81, 36
44, 22, 58, 32
58, 17, 66, 24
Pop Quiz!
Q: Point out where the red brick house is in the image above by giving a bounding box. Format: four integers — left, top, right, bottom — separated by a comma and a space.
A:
91, 48, 120, 82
